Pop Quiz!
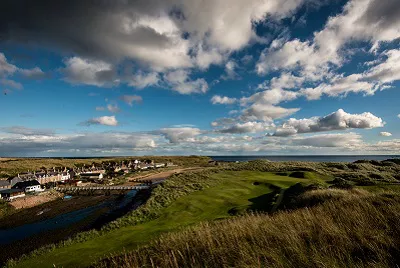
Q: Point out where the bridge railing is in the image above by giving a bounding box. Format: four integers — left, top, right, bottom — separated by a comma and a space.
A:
54, 185, 150, 191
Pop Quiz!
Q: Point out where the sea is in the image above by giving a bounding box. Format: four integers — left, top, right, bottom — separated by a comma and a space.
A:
209, 155, 400, 163
11, 155, 400, 163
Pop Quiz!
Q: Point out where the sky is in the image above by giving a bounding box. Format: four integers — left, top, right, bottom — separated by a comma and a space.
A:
0, 0, 399, 157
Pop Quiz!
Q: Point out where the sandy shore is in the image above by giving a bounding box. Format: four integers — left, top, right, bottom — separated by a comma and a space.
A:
10, 190, 64, 210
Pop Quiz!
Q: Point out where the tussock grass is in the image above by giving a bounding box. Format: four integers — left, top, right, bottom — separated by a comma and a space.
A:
97, 189, 400, 268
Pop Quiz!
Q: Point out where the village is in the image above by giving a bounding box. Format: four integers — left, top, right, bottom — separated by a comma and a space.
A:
0, 159, 176, 201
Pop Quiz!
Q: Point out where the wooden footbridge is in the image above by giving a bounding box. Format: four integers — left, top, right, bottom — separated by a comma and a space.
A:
54, 185, 150, 195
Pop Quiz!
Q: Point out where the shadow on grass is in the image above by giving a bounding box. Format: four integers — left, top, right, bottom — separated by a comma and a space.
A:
228, 183, 282, 216
247, 190, 278, 213
229, 182, 314, 216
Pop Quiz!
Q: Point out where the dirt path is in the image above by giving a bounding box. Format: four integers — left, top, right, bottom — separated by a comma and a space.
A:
123, 167, 207, 186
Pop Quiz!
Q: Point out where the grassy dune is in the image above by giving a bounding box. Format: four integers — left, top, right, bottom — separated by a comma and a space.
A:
98, 189, 400, 268
10, 170, 325, 267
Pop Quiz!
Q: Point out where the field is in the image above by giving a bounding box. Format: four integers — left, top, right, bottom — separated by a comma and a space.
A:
10, 170, 329, 267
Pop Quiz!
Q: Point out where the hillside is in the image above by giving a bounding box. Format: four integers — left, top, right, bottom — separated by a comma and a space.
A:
96, 189, 400, 268
7, 159, 400, 267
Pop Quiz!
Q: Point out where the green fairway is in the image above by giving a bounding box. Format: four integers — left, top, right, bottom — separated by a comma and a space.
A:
14, 171, 329, 268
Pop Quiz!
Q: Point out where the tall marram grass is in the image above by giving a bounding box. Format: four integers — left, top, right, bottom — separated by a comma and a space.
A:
96, 189, 400, 268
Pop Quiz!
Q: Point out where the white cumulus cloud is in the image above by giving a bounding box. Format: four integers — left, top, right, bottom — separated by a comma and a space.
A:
273, 109, 384, 136
126, 71, 159, 89
380, 132, 392, 137
164, 70, 208, 94
159, 127, 202, 143
241, 104, 300, 122
81, 116, 118, 126
211, 95, 237, 105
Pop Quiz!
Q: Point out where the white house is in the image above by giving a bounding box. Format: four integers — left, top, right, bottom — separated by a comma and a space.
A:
25, 185, 43, 193
60, 172, 70, 182
154, 163, 166, 168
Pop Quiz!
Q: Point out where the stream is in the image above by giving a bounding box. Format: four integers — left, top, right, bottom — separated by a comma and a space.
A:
0, 190, 138, 246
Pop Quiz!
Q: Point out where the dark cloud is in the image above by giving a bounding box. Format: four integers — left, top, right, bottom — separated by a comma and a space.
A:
0, 0, 175, 63
0, 0, 307, 72
357, 0, 400, 29
61, 57, 119, 87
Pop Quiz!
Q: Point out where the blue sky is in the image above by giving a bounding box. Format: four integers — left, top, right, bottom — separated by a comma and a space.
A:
0, 0, 399, 156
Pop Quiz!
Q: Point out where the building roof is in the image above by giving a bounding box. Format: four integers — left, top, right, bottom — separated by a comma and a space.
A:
0, 180, 10, 187
80, 173, 101, 176
12, 180, 41, 189
0, 188, 25, 194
